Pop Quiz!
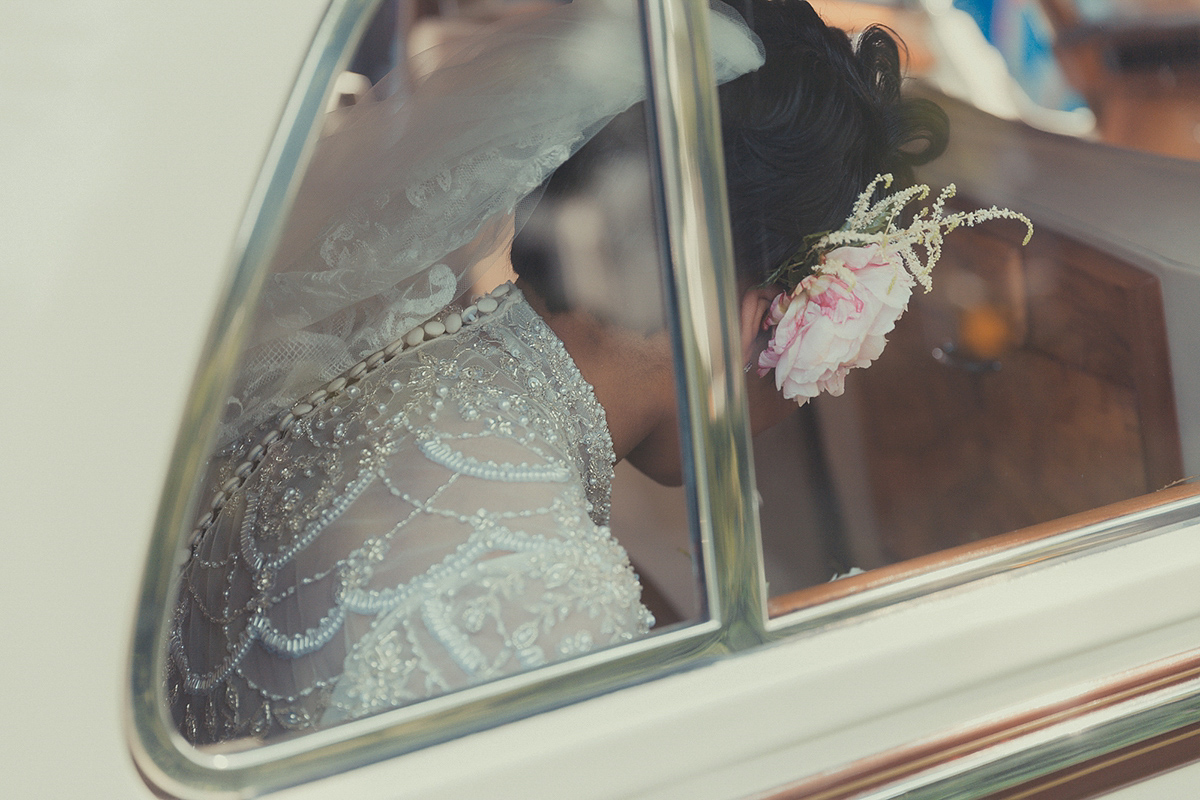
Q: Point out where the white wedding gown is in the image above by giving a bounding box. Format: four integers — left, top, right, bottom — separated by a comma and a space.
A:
169, 285, 653, 744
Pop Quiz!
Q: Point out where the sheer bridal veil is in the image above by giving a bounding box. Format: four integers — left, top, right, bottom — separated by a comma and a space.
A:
219, 0, 765, 451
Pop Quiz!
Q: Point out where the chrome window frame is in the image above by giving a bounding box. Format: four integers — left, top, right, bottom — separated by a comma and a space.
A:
127, 0, 1200, 796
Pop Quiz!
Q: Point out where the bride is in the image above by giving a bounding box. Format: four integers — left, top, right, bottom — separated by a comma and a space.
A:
169, 0, 948, 744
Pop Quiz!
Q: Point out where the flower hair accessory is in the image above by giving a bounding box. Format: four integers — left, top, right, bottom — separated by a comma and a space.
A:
757, 174, 1033, 405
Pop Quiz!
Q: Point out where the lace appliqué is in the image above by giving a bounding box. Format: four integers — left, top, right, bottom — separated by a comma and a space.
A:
169, 292, 651, 745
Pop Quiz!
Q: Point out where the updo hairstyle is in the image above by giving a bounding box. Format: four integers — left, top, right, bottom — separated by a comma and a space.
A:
511, 0, 950, 308
719, 0, 948, 283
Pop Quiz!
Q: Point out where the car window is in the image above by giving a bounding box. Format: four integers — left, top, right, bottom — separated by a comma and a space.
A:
160, 0, 715, 751
131, 0, 1200, 794
751, 0, 1200, 616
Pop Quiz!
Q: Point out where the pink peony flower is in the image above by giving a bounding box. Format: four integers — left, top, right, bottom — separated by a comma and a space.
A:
757, 243, 913, 404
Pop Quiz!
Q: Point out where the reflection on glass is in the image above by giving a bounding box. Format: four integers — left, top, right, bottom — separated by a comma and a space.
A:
758, 0, 1196, 604
1040, 0, 1200, 160
167, 0, 720, 747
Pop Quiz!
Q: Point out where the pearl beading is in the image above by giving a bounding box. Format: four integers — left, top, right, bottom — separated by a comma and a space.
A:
170, 284, 650, 745
188, 282, 514, 549
417, 438, 572, 484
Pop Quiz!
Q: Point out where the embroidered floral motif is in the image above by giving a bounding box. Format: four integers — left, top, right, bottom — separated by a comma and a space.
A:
169, 292, 651, 744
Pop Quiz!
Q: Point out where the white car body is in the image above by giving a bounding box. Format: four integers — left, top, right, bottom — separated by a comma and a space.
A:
3, 2, 1199, 797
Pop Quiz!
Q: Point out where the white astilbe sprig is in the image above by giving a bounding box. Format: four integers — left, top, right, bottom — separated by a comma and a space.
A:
765, 174, 1034, 293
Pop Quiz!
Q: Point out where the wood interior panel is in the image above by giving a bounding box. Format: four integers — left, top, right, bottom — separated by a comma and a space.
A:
863, 344, 1146, 557
821, 220, 1183, 564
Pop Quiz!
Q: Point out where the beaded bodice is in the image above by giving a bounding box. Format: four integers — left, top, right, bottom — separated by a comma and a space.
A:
168, 286, 652, 744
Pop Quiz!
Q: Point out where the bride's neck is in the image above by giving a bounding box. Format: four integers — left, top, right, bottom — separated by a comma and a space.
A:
517, 280, 682, 485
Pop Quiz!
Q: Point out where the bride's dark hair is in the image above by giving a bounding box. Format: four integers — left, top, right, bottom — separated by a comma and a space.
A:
512, 0, 949, 304
720, 0, 948, 281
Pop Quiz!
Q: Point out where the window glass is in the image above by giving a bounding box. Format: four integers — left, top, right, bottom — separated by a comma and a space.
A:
742, 0, 1200, 607
167, 0, 705, 749
1016, 0, 1200, 161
